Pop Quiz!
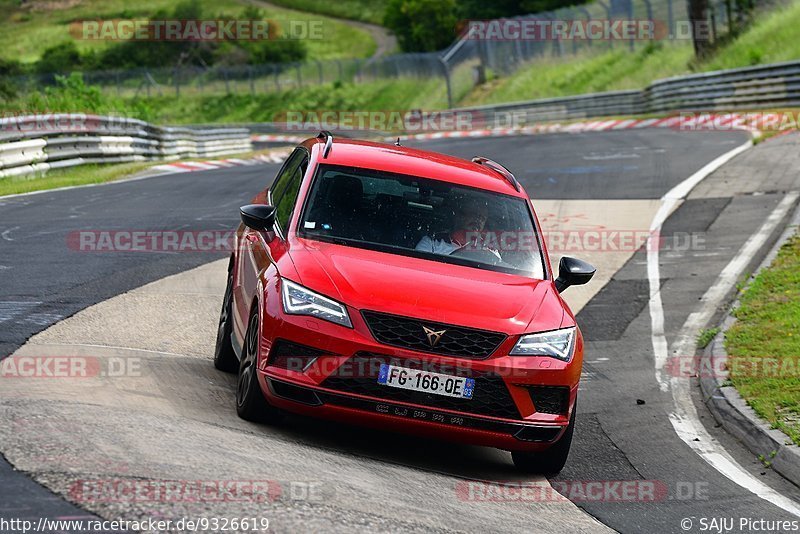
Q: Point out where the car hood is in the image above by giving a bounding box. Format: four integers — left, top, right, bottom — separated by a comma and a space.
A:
286, 239, 565, 336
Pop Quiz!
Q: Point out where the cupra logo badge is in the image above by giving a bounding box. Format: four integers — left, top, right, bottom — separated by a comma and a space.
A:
422, 326, 447, 347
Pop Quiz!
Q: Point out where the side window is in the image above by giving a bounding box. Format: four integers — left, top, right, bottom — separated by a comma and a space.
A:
270, 149, 304, 208
274, 154, 308, 234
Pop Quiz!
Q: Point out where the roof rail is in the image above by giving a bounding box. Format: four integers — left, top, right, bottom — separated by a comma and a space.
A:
317, 130, 333, 158
471, 156, 520, 192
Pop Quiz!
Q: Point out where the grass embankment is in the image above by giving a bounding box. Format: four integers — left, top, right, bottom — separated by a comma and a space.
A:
0, 162, 153, 197
2, 74, 448, 124
0, 0, 376, 63
0, 144, 287, 197
138, 78, 447, 123
464, 0, 800, 106
725, 231, 800, 446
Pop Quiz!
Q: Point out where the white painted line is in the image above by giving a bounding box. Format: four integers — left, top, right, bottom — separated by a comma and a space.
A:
1, 226, 19, 241
646, 138, 800, 517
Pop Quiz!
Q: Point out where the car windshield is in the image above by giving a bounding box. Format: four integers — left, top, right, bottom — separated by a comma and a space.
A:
298, 164, 546, 278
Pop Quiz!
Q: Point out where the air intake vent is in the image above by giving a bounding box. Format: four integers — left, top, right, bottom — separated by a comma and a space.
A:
526, 386, 570, 415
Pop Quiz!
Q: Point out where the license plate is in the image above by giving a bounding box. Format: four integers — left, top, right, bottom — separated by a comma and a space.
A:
377, 364, 475, 399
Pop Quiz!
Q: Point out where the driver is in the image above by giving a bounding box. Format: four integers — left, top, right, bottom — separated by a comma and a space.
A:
415, 198, 498, 258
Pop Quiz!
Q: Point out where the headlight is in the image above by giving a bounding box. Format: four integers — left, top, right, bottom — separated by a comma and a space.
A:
510, 327, 575, 361
281, 278, 352, 328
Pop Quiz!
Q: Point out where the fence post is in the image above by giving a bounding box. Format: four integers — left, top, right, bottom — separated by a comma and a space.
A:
597, 1, 613, 49
249, 66, 255, 95
579, 7, 593, 49
174, 67, 180, 97
628, 0, 635, 51
667, 0, 674, 37
438, 57, 453, 109
296, 63, 302, 87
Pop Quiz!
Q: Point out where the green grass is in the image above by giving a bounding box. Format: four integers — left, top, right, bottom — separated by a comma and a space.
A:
463, 43, 695, 105
0, 0, 375, 64
697, 327, 720, 349
0, 161, 154, 196
118, 78, 449, 124
0, 144, 286, 196
725, 231, 800, 445
465, 0, 800, 106
262, 0, 388, 25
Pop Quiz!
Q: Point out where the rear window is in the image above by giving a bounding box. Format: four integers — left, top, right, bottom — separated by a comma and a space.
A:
298, 165, 546, 279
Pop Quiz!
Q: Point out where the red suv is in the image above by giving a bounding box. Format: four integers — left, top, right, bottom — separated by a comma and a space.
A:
214, 132, 595, 473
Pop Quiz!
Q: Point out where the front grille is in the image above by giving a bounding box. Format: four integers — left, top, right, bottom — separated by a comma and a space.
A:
320, 353, 520, 420
526, 386, 570, 415
361, 310, 506, 359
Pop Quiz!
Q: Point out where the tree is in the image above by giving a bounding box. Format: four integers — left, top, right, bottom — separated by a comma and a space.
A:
384, 0, 459, 52
36, 41, 83, 74
688, 0, 713, 58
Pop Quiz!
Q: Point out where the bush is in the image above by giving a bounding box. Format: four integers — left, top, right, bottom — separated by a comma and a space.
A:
384, 0, 458, 52
36, 41, 84, 74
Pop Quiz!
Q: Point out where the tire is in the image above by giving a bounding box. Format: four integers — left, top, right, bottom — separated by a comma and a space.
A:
213, 268, 238, 373
236, 307, 283, 423
512, 407, 576, 475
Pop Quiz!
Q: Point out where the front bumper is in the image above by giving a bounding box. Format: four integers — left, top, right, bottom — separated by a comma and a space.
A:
255, 289, 582, 452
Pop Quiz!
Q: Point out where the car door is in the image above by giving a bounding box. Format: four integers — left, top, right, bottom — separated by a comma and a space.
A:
232, 148, 309, 346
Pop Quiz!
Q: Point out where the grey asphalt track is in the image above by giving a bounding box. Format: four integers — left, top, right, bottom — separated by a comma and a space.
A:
2, 128, 798, 533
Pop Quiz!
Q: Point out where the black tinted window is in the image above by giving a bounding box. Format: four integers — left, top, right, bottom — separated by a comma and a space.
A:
300, 165, 545, 278
270, 149, 304, 207
275, 159, 306, 232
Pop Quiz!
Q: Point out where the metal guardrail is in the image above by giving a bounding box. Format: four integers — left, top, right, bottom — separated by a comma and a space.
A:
0, 114, 252, 178
453, 60, 800, 124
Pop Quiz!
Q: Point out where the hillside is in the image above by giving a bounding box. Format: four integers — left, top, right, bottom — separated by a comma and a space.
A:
0, 0, 376, 64
463, 0, 800, 106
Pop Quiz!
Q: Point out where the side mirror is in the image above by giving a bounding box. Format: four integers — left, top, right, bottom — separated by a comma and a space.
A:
555, 256, 596, 293
240, 204, 277, 232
